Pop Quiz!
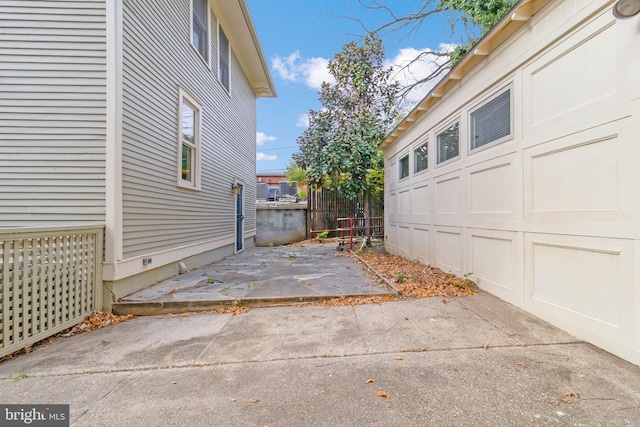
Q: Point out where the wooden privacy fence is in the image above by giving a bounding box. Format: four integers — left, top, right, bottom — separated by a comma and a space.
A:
307, 187, 383, 237
0, 224, 104, 358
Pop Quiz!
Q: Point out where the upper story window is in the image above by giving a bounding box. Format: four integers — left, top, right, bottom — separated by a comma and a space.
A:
469, 87, 512, 152
399, 154, 409, 180
413, 141, 428, 173
191, 0, 209, 63
436, 121, 460, 165
178, 89, 202, 190
219, 26, 230, 91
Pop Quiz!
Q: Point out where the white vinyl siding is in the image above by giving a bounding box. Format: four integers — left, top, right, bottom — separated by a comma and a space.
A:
0, 1, 107, 226
121, 0, 256, 259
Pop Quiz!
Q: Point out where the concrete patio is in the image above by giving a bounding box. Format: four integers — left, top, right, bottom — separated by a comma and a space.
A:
114, 243, 395, 315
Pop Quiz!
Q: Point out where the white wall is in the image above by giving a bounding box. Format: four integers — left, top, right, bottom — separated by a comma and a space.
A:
384, 0, 640, 365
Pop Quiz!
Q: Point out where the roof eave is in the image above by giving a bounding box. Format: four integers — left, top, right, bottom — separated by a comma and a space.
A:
380, 0, 551, 149
213, 0, 277, 98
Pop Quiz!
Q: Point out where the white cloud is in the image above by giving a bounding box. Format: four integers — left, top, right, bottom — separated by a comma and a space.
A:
386, 43, 455, 106
296, 113, 310, 128
256, 132, 276, 146
257, 152, 278, 161
300, 57, 333, 90
272, 52, 300, 82
272, 51, 334, 90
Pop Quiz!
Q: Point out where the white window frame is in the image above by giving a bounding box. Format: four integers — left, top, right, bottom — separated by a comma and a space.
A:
218, 24, 230, 92
413, 139, 429, 175
190, 0, 210, 65
177, 88, 202, 191
435, 119, 460, 167
468, 84, 513, 154
398, 153, 410, 181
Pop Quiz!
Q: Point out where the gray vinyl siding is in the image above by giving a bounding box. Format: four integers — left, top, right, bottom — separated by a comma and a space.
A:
121, 0, 257, 258
0, 1, 107, 226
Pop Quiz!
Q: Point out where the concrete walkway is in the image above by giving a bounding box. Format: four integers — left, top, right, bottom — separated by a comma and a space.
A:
1, 293, 639, 426
114, 243, 395, 315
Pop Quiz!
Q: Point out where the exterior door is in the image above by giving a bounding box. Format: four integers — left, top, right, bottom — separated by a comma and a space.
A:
235, 184, 244, 252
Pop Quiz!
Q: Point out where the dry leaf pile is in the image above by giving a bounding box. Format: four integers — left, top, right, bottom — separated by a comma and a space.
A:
61, 310, 135, 336
215, 305, 251, 315
0, 310, 135, 363
350, 248, 477, 299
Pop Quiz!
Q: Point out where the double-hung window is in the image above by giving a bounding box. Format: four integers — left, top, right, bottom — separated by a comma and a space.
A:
469, 87, 512, 152
219, 26, 230, 91
178, 90, 201, 190
399, 154, 409, 180
436, 121, 460, 165
413, 141, 428, 173
191, 0, 209, 63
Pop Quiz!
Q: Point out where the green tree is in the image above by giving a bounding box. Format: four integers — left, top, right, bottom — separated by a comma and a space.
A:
440, 0, 517, 63
285, 163, 308, 200
293, 33, 399, 221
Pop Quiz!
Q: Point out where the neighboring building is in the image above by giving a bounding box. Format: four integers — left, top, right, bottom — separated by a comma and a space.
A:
0, 0, 275, 308
381, 0, 640, 365
256, 173, 287, 186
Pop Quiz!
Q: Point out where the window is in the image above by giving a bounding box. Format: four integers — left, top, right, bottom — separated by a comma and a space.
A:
178, 90, 201, 189
413, 141, 428, 173
219, 26, 230, 91
399, 154, 409, 180
469, 88, 512, 151
436, 121, 460, 164
191, 0, 209, 63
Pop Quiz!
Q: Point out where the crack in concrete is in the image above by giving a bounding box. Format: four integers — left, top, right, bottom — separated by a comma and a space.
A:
10, 341, 586, 380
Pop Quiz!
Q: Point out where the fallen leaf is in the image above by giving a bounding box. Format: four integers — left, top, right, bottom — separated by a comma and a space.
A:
564, 389, 580, 398
181, 313, 191, 317
248, 398, 260, 403
442, 299, 448, 304
516, 361, 527, 367
561, 398, 572, 404
376, 390, 390, 398
394, 356, 404, 361
365, 379, 375, 384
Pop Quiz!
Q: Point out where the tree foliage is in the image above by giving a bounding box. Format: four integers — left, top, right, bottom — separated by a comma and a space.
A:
350, 0, 516, 97
293, 34, 399, 205
440, 0, 517, 63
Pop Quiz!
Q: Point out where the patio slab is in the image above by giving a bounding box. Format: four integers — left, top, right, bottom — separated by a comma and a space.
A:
114, 243, 395, 315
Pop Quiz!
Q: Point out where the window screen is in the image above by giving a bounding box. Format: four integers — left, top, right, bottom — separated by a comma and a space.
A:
470, 89, 511, 150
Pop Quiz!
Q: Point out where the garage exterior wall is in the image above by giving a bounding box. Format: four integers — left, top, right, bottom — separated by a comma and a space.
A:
383, 0, 640, 365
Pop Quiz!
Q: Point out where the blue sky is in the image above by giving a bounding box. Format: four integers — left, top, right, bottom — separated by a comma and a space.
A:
246, 0, 463, 174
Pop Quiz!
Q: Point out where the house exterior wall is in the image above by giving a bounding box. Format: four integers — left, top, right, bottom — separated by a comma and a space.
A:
0, 1, 107, 226
119, 0, 257, 260
384, 0, 640, 365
